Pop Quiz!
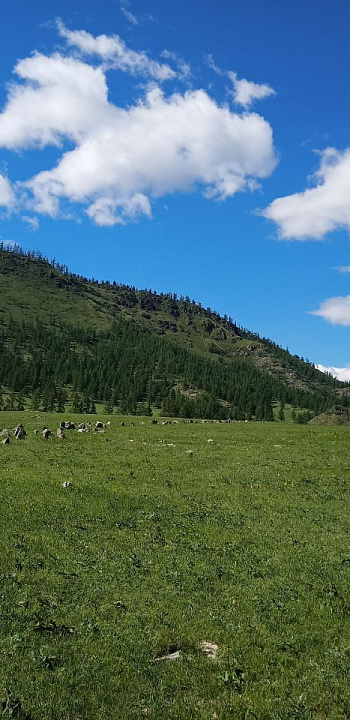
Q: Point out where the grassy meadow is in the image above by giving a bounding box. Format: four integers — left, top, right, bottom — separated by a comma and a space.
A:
0, 413, 350, 719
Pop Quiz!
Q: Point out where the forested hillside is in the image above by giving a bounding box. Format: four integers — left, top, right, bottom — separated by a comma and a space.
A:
0, 244, 348, 419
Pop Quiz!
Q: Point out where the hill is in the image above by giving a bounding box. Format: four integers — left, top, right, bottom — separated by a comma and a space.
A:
309, 405, 350, 426
0, 244, 348, 419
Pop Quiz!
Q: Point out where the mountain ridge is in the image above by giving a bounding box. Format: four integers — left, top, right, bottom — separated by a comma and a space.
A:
0, 244, 348, 419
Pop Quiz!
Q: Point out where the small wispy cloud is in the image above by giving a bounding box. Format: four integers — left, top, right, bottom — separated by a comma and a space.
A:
205, 57, 275, 109
161, 49, 191, 80
334, 265, 350, 273
229, 71, 276, 109
56, 19, 176, 81
205, 54, 224, 76
23, 215, 39, 231
121, 6, 139, 25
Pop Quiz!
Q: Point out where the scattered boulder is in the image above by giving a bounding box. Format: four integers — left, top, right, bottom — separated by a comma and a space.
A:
14, 425, 26, 440
155, 645, 182, 661
199, 641, 219, 660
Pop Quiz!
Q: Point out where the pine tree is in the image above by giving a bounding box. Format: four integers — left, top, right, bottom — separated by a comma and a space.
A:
277, 400, 285, 422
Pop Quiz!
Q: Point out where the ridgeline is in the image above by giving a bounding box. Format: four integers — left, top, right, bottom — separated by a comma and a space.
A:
0, 244, 348, 419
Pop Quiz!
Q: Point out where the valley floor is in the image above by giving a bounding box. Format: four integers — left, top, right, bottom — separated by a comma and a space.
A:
0, 413, 349, 719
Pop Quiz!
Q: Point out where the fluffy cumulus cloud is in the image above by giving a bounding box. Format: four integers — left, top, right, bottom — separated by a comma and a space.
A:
229, 71, 275, 108
0, 53, 109, 150
0, 26, 277, 226
317, 363, 350, 382
264, 148, 350, 240
311, 294, 350, 326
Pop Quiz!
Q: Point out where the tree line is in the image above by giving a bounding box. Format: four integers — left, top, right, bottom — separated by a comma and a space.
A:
0, 317, 341, 420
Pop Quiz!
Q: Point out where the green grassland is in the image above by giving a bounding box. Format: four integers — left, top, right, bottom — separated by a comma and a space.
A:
1, 413, 350, 719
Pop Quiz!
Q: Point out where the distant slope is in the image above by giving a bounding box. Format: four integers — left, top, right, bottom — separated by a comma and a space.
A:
0, 246, 348, 418
309, 406, 350, 426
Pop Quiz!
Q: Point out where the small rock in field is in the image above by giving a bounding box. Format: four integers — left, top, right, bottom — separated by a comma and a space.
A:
156, 649, 181, 661
200, 640, 219, 660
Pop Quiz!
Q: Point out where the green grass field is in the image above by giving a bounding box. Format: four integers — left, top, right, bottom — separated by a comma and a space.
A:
1, 413, 350, 719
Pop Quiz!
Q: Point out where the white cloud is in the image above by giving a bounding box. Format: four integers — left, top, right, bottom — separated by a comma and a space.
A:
26, 86, 276, 224
0, 174, 15, 208
317, 363, 350, 382
264, 148, 350, 240
0, 53, 109, 149
22, 215, 39, 231
205, 54, 224, 76
0, 28, 277, 226
311, 294, 350, 326
86, 193, 151, 226
121, 6, 139, 25
229, 71, 275, 108
161, 50, 191, 81
334, 265, 350, 273
56, 20, 175, 81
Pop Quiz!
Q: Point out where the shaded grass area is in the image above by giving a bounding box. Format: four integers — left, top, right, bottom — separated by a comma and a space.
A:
1, 413, 350, 719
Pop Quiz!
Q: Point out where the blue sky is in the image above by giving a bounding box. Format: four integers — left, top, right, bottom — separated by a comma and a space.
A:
1, 0, 350, 377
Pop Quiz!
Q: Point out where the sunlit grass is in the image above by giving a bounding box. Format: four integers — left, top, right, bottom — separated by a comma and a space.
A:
1, 412, 350, 719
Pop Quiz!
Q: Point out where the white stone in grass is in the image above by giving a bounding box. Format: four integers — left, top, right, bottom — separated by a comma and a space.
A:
200, 641, 219, 660
156, 650, 181, 661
